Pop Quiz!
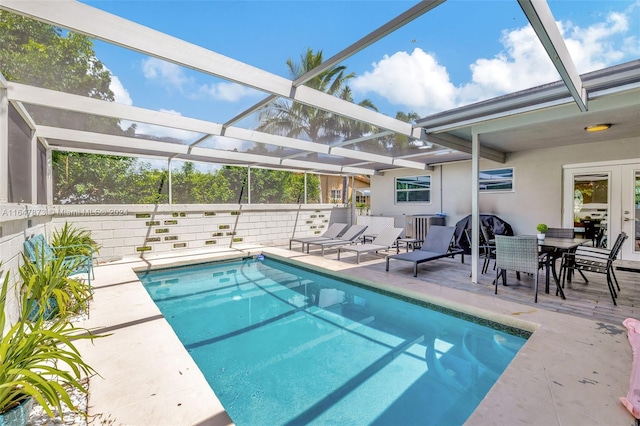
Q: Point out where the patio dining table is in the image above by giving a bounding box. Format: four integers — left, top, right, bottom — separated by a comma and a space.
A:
538, 237, 591, 296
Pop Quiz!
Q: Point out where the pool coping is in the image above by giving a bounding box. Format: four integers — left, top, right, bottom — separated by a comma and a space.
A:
77, 245, 633, 425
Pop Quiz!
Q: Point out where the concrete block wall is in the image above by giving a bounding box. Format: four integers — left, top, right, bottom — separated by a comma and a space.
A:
47, 204, 351, 261
0, 204, 51, 324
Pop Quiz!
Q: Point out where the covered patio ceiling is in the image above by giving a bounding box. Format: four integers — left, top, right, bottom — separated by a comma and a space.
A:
1, 0, 638, 176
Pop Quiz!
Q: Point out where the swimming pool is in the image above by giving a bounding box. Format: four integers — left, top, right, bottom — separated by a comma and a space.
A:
138, 256, 528, 425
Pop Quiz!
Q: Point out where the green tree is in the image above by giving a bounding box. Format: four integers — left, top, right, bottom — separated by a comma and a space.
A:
385, 111, 421, 155
1, 11, 141, 204
0, 11, 124, 133
171, 162, 233, 204
257, 48, 377, 143
52, 152, 136, 204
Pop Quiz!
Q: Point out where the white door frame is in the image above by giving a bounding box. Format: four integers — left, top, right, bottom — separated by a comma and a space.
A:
621, 163, 640, 260
563, 158, 640, 261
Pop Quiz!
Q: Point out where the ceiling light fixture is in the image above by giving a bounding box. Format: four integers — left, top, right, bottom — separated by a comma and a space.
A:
584, 123, 612, 132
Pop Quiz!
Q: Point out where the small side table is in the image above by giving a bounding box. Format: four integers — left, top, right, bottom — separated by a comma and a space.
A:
395, 238, 423, 253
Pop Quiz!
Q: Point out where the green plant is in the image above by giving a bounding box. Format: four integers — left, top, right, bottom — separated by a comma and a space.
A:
0, 264, 100, 420
51, 222, 99, 258
19, 251, 92, 319
536, 223, 548, 234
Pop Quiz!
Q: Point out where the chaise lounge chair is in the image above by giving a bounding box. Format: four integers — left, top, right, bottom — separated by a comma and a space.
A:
337, 227, 403, 264
23, 234, 94, 285
289, 222, 348, 251
386, 225, 464, 277
306, 225, 368, 256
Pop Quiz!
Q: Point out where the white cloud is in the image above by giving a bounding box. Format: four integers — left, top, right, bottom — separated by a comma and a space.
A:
141, 57, 261, 102
109, 74, 133, 106
351, 49, 457, 113
142, 58, 191, 93
352, 6, 638, 116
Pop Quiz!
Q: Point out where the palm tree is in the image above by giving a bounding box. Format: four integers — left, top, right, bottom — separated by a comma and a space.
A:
387, 111, 421, 155
257, 48, 377, 143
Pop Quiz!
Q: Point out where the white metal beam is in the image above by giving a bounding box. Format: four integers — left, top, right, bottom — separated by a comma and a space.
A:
293, 84, 411, 134
36, 126, 378, 175
0, 85, 7, 202
471, 130, 480, 284
8, 82, 399, 168
330, 131, 395, 148
518, 0, 587, 111
329, 147, 393, 165
8, 82, 224, 135
30, 130, 37, 203
222, 127, 329, 154
0, 0, 414, 137
424, 133, 506, 163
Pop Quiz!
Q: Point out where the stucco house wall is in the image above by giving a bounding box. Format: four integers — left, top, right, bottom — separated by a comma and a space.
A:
370, 137, 639, 234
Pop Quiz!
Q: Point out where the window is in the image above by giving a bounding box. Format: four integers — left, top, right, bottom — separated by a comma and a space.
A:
395, 175, 431, 203
479, 168, 514, 192
330, 189, 342, 202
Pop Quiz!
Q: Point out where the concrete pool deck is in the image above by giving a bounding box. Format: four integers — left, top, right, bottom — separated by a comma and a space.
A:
76, 245, 635, 425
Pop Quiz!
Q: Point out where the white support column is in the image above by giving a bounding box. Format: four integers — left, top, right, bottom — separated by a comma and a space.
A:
0, 86, 8, 203
471, 130, 480, 283
30, 131, 37, 204
303, 172, 307, 204
247, 166, 251, 204
351, 176, 356, 224
167, 158, 172, 205
46, 147, 53, 205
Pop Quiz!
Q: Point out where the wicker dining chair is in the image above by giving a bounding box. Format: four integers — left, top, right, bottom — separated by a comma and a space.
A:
545, 228, 574, 239
541, 227, 580, 282
494, 235, 544, 303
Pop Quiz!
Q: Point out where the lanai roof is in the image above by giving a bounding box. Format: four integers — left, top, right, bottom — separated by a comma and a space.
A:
1, 0, 639, 176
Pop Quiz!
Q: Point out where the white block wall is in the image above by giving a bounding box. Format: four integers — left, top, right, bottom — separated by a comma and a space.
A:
46, 204, 351, 261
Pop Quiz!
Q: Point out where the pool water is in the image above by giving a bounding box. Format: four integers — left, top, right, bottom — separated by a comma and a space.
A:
139, 257, 528, 426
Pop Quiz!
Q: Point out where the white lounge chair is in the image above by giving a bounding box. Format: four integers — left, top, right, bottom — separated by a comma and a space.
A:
337, 227, 403, 264
289, 222, 347, 251
306, 225, 368, 256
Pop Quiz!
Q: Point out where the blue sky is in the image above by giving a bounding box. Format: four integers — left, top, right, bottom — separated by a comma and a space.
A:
82, 0, 640, 141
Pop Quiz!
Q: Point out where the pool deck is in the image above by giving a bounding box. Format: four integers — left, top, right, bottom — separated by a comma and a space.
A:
76, 244, 636, 425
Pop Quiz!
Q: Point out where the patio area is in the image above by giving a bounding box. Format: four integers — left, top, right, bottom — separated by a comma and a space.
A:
326, 248, 640, 327
76, 244, 639, 425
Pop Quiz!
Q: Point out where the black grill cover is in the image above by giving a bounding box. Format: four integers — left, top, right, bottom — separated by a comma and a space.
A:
453, 214, 515, 254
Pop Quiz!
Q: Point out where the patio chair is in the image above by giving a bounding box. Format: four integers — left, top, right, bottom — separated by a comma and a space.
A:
23, 234, 94, 285
337, 227, 403, 264
541, 227, 581, 282
385, 225, 464, 277
463, 228, 493, 274
560, 232, 628, 305
480, 226, 497, 273
289, 222, 347, 251
545, 227, 574, 239
494, 235, 545, 303
306, 225, 368, 256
